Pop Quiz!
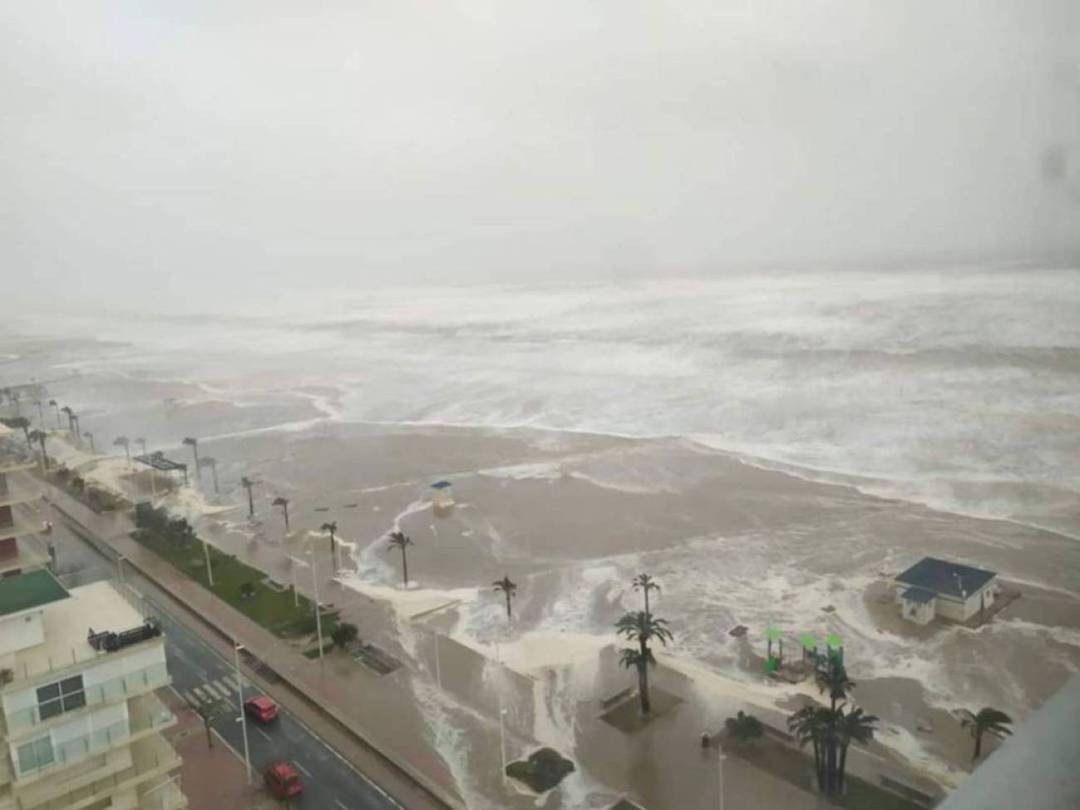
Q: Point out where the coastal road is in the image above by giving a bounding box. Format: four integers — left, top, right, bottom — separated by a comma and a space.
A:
19, 497, 402, 810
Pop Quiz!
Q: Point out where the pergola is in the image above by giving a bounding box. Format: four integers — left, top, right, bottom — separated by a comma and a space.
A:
133, 453, 188, 485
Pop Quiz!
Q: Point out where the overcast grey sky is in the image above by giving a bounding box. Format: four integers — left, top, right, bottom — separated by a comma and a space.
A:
3, 1, 1078, 307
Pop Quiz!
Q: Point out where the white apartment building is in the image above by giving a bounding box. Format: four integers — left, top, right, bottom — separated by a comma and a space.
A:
0, 458, 186, 810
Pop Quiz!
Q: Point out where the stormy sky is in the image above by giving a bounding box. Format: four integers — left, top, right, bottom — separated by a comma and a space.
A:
2, 1, 1078, 307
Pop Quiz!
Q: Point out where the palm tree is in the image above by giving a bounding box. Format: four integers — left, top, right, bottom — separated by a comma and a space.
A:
48, 400, 61, 428
387, 530, 413, 586
789, 705, 830, 792
241, 476, 257, 517
84, 431, 96, 453
321, 521, 338, 570
200, 457, 220, 493
272, 496, 290, 531
3, 416, 32, 452
29, 429, 49, 469
33, 399, 44, 425
962, 707, 1012, 763
190, 697, 226, 749
632, 573, 660, 620
835, 706, 878, 792
615, 610, 674, 714
70, 413, 81, 442
182, 437, 200, 485
493, 575, 517, 622
814, 648, 855, 712
114, 436, 131, 464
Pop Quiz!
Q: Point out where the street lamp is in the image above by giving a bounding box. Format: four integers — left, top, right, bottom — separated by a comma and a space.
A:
233, 640, 252, 784
716, 741, 726, 810
290, 554, 325, 670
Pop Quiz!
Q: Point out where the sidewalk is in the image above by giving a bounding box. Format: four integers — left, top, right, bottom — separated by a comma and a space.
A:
161, 688, 277, 809
41, 482, 459, 810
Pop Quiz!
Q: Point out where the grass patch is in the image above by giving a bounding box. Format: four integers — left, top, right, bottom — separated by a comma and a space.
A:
133, 503, 338, 639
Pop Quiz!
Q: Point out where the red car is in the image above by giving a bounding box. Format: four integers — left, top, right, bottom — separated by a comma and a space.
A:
265, 761, 303, 799
244, 695, 279, 724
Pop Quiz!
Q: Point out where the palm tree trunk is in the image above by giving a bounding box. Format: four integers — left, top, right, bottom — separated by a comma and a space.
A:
282, 503, 289, 530
973, 730, 983, 762
38, 437, 49, 470
401, 547, 409, 586
812, 738, 825, 791
505, 591, 512, 620
246, 487, 254, 517
22, 427, 31, 452
205, 719, 214, 748
838, 742, 849, 793
638, 637, 651, 713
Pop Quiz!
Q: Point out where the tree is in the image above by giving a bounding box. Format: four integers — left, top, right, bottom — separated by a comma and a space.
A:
241, 476, 257, 517
331, 622, 358, 649
2, 417, 32, 451
272, 496, 290, 531
190, 697, 226, 749
48, 399, 60, 428
387, 530, 413, 586
836, 706, 878, 792
725, 710, 765, 745
813, 648, 854, 712
182, 437, 200, 485
789, 705, 830, 792
321, 521, 338, 570
615, 610, 673, 714
114, 436, 131, 464
962, 707, 1012, 763
632, 573, 660, 620
493, 575, 517, 622
29, 429, 49, 469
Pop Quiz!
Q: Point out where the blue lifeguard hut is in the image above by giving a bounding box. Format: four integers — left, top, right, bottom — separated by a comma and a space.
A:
431, 480, 454, 516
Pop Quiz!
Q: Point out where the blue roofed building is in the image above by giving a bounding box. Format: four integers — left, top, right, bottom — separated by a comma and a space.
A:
893, 557, 998, 625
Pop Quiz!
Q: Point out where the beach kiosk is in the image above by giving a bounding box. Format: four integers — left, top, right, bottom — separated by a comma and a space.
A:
431, 480, 454, 517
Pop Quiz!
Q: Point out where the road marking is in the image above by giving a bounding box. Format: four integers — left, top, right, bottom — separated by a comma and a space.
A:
256, 727, 272, 742
193, 685, 210, 701
223, 674, 239, 691
207, 681, 231, 699
334, 800, 350, 810
182, 690, 199, 706
292, 760, 312, 778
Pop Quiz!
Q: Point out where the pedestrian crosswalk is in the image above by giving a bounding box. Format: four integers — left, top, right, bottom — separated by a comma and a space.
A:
181, 675, 242, 709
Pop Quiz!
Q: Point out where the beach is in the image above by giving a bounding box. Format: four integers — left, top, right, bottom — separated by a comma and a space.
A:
3, 270, 1080, 806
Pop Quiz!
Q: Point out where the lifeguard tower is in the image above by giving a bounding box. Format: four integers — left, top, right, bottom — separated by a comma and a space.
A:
431, 480, 454, 517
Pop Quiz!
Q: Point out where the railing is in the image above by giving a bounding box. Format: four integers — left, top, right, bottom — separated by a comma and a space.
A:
19, 737, 182, 810
12, 695, 174, 782
4, 662, 169, 734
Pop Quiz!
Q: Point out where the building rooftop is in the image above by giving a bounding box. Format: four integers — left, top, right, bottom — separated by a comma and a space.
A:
9, 580, 149, 683
901, 586, 937, 604
895, 557, 996, 599
0, 569, 69, 618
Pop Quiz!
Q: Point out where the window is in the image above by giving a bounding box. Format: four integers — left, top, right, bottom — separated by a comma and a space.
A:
16, 736, 54, 774
37, 675, 86, 721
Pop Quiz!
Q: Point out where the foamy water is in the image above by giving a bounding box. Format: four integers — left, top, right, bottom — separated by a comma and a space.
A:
9, 268, 1080, 536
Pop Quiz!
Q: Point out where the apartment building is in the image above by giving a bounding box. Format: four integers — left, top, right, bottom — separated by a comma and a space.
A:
0, 456, 186, 810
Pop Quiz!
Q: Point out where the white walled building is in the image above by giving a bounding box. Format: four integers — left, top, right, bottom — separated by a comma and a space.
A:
893, 556, 998, 625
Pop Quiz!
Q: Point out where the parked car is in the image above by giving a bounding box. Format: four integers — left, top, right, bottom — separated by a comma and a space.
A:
265, 761, 302, 799
244, 695, 279, 724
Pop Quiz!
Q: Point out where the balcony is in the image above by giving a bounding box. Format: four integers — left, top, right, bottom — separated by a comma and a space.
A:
12, 733, 182, 810
11, 692, 176, 786
3, 661, 170, 737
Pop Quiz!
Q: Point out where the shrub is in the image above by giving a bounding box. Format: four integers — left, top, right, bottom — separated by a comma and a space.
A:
331, 622, 358, 649
725, 710, 765, 744
505, 748, 575, 793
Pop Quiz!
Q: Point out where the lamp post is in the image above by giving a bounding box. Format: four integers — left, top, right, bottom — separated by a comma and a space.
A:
202, 539, 215, 587
233, 641, 252, 784
495, 640, 507, 779
291, 554, 324, 670
716, 741, 726, 810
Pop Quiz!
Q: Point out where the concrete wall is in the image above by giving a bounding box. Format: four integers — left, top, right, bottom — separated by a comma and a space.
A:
0, 611, 45, 658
